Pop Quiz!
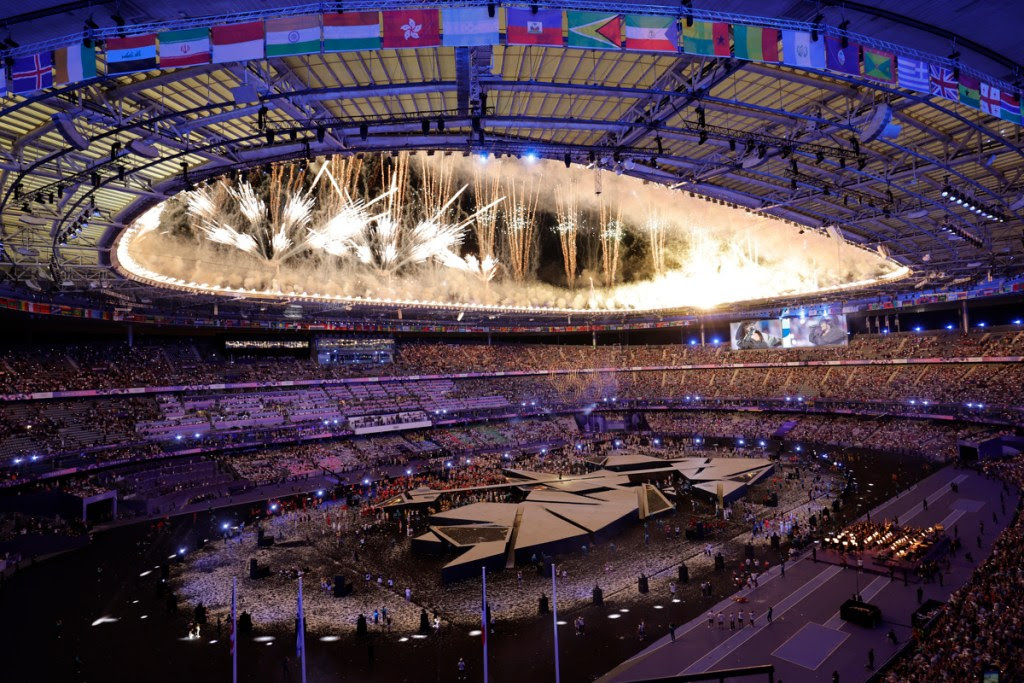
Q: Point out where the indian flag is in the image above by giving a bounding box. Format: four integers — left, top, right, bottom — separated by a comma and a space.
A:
159, 28, 211, 68
212, 21, 264, 63
266, 15, 321, 57
54, 43, 97, 86
323, 12, 380, 52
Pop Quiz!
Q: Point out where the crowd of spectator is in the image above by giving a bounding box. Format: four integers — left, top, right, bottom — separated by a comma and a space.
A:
1, 330, 1022, 396
884, 455, 1024, 682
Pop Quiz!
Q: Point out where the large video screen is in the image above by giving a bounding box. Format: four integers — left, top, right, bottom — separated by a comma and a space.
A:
731, 320, 784, 350
785, 315, 849, 347
730, 315, 848, 350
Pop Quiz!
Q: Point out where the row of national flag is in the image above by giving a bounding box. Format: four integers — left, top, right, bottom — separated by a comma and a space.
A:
0, 8, 1021, 125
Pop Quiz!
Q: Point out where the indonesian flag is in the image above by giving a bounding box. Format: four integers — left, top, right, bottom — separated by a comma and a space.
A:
212, 21, 264, 63
382, 9, 440, 49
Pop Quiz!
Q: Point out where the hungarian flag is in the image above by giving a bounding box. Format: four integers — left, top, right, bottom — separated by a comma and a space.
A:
212, 21, 264, 63
683, 20, 730, 57
824, 36, 859, 75
782, 30, 825, 68
624, 15, 677, 52
323, 12, 380, 51
862, 47, 895, 83
159, 28, 211, 68
999, 90, 1021, 125
382, 9, 440, 49
506, 8, 562, 46
732, 25, 779, 62
929, 65, 958, 100
958, 73, 980, 108
266, 15, 321, 57
896, 55, 929, 93
566, 12, 622, 50
54, 43, 97, 86
442, 7, 498, 47
12, 52, 53, 94
106, 35, 157, 75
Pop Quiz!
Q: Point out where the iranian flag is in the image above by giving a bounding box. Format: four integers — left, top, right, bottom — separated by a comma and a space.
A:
265, 15, 321, 57
212, 22, 264, 63
159, 28, 211, 68
323, 12, 380, 52
624, 15, 678, 52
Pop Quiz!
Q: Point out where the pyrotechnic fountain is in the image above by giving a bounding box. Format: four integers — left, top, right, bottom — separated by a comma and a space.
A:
116, 152, 908, 312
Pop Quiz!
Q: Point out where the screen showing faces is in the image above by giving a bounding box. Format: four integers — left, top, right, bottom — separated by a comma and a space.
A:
730, 315, 848, 350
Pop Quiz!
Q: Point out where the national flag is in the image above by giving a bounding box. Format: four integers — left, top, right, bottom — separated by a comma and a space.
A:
999, 90, 1021, 125
781, 30, 825, 69
382, 9, 441, 49
732, 25, 779, 62
159, 28, 211, 68
54, 43, 97, 86
862, 47, 895, 83
212, 22, 264, 63
12, 52, 53, 94
442, 7, 498, 47
824, 36, 859, 75
323, 12, 380, 51
958, 73, 980, 108
507, 8, 562, 46
979, 82, 1001, 116
106, 35, 157, 74
896, 55, 929, 93
929, 65, 958, 101
682, 20, 730, 57
265, 15, 321, 57
624, 15, 677, 52
567, 12, 622, 50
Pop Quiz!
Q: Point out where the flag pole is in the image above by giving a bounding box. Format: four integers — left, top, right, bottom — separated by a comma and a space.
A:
481, 566, 489, 683
297, 574, 307, 683
551, 563, 561, 683
231, 576, 237, 683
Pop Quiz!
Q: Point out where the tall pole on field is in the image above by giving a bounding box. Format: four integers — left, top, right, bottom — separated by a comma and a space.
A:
552, 563, 561, 683
482, 567, 490, 683
230, 577, 237, 683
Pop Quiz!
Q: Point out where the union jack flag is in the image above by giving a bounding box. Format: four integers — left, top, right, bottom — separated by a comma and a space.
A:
929, 65, 958, 101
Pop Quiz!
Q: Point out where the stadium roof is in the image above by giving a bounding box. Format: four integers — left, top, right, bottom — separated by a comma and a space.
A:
1, 1, 1022, 324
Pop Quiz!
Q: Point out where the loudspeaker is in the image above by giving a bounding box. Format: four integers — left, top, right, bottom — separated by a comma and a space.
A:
333, 575, 352, 597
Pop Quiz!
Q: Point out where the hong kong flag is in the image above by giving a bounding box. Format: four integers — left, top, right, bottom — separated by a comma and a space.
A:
382, 9, 440, 49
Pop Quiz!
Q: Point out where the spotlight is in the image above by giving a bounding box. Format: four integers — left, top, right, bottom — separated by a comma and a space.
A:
84, 15, 100, 30
111, 13, 126, 28
316, 124, 325, 143
265, 130, 274, 145
359, 123, 368, 140
811, 14, 824, 42
421, 119, 430, 135
437, 117, 445, 132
